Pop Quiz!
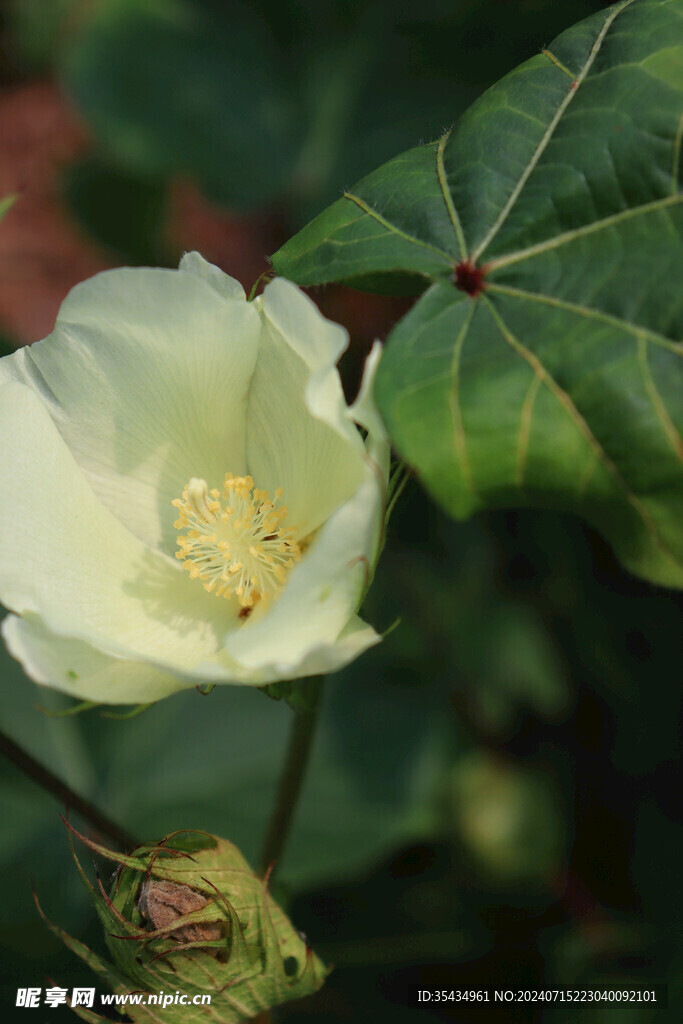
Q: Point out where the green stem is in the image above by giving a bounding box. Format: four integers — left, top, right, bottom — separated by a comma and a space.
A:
260, 678, 323, 878
0, 728, 137, 850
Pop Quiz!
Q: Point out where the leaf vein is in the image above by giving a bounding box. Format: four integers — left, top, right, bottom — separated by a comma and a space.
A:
436, 130, 467, 259
637, 334, 683, 465
472, 0, 639, 263
343, 192, 454, 264
486, 283, 683, 356
485, 194, 682, 271
484, 296, 683, 572
449, 302, 477, 494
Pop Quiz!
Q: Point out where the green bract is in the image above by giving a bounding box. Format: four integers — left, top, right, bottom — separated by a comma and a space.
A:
0, 254, 388, 703
40, 829, 328, 1023
272, 0, 683, 590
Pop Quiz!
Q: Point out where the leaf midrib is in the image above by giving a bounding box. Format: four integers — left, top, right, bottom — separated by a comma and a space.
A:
470, 0, 640, 262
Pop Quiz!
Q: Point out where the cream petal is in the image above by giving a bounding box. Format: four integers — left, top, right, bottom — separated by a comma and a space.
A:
259, 278, 361, 446
179, 250, 247, 302
223, 468, 384, 674
0, 255, 261, 555
0, 382, 232, 669
237, 616, 380, 683
2, 614, 191, 704
3, 606, 379, 699
246, 278, 367, 536
348, 340, 391, 478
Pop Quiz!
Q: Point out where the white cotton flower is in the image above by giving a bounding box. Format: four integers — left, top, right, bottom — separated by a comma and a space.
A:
0, 253, 388, 704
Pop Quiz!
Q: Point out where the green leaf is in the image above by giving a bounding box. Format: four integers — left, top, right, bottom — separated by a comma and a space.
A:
272, 0, 683, 588
259, 676, 321, 714
98, 671, 449, 891
62, 159, 167, 266
60, 0, 299, 208
6, 0, 79, 71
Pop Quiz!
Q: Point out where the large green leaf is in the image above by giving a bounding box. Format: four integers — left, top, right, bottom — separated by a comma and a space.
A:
272, 0, 683, 588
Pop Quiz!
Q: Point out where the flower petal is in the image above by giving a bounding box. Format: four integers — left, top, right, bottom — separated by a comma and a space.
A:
291, 614, 381, 676
0, 381, 230, 671
247, 278, 367, 536
2, 614, 190, 704
179, 250, 246, 302
0, 255, 261, 555
222, 468, 384, 676
348, 340, 391, 477
236, 616, 380, 683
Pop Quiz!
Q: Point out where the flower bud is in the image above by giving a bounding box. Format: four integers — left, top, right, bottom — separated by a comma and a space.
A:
39, 827, 328, 1022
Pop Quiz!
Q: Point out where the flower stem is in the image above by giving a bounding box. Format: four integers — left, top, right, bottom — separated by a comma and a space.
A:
259, 677, 324, 878
0, 728, 137, 850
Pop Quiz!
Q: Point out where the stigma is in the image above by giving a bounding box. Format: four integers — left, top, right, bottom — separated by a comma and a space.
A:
172, 474, 300, 611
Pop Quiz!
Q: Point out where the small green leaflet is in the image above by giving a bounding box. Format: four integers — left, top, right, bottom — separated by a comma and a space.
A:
0, 194, 17, 221
272, 0, 683, 589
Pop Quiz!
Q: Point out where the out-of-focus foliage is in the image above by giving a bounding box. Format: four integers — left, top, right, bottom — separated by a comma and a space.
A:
62, 159, 166, 268
450, 751, 565, 884
4, 0, 76, 71
61, 0, 301, 210
7, 0, 604, 234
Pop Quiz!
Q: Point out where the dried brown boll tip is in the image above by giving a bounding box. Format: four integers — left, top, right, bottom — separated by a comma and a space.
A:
138, 878, 224, 947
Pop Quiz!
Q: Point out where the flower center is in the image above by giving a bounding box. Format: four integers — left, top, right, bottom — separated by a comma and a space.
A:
172, 474, 300, 613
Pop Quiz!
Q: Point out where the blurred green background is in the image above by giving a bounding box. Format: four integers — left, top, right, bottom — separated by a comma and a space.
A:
0, 1, 680, 1021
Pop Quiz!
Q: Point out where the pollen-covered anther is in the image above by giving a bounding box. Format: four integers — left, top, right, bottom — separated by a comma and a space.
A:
172, 474, 300, 612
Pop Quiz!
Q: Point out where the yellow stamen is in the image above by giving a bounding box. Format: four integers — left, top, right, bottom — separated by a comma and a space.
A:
172, 475, 300, 613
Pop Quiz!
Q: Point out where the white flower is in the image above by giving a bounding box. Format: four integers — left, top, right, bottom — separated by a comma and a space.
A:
0, 254, 388, 704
